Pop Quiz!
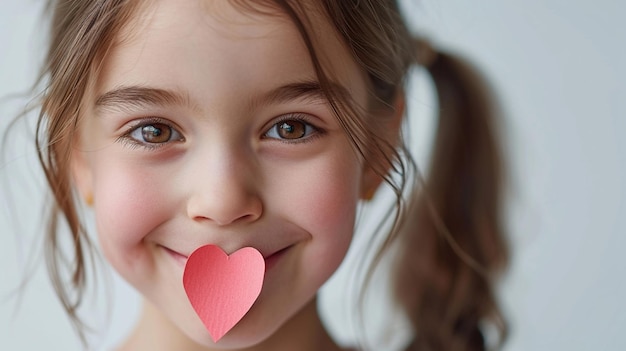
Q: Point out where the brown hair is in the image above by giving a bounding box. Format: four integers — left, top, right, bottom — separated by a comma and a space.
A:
33, 0, 508, 349
35, 0, 143, 344
394, 51, 508, 350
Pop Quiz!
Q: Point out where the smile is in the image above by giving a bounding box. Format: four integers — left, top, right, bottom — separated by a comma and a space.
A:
160, 244, 292, 272
264, 246, 290, 272
161, 245, 188, 266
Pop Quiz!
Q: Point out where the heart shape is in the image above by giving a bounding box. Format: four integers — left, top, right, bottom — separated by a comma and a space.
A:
183, 245, 265, 342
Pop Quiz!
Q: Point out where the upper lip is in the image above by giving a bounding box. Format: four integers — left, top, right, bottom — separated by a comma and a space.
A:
156, 224, 306, 262
167, 244, 291, 261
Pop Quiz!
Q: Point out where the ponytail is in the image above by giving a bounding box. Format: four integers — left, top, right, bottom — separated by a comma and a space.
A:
395, 39, 509, 351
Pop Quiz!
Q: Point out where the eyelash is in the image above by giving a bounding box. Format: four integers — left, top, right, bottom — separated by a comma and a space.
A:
117, 117, 184, 150
263, 113, 324, 144
117, 113, 324, 150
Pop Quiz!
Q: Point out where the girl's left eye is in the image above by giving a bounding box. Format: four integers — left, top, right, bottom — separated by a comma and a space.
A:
264, 117, 319, 141
121, 119, 184, 148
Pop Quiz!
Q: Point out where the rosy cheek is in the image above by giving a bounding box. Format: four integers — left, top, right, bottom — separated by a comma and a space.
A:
91, 159, 170, 268
311, 168, 359, 261
269, 150, 361, 274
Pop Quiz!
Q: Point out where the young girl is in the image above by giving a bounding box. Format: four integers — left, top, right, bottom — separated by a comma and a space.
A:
28, 0, 508, 350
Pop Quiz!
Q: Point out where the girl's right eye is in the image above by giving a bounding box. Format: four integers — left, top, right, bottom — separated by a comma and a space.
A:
263, 114, 322, 143
120, 119, 184, 148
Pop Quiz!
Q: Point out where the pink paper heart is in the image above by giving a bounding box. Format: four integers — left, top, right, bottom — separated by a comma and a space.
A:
183, 245, 265, 342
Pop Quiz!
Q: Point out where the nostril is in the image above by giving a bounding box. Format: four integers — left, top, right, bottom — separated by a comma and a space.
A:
187, 196, 263, 226
241, 211, 262, 223
185, 170, 263, 225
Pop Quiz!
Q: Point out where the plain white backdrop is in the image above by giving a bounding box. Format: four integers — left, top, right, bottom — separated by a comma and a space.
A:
1, 0, 624, 350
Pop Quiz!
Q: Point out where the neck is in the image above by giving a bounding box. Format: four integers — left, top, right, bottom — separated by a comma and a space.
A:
116, 297, 345, 351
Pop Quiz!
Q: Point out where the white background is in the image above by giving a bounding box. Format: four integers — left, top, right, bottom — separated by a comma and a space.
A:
1, 0, 624, 350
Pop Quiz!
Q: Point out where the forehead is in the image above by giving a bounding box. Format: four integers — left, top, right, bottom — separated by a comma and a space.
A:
93, 0, 367, 110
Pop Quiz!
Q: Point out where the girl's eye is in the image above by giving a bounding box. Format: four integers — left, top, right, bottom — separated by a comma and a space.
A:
123, 120, 184, 147
264, 118, 318, 141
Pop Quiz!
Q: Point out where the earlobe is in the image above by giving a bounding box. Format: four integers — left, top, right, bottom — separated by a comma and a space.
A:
360, 93, 406, 201
360, 168, 382, 201
71, 147, 94, 206
84, 192, 94, 206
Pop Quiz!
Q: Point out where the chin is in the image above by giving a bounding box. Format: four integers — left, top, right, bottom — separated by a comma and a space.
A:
183, 320, 280, 350
169, 301, 284, 350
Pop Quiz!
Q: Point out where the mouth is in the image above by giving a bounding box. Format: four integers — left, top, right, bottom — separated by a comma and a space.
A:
161, 244, 292, 271
161, 245, 188, 266
264, 246, 290, 272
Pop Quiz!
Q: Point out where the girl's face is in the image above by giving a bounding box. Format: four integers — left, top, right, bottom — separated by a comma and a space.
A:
72, 0, 369, 348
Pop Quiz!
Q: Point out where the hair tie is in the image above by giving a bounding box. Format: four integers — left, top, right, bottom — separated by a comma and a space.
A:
414, 37, 438, 67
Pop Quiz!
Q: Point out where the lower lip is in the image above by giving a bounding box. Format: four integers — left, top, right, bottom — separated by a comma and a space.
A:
162, 246, 187, 266
264, 247, 289, 272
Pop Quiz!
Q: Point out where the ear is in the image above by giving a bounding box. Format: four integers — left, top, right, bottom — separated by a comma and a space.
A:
360, 93, 405, 200
71, 144, 94, 206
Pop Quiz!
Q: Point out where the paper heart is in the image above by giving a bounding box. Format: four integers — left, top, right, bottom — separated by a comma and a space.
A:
183, 245, 265, 342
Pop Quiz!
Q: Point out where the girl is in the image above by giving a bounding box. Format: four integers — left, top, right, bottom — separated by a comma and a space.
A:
27, 0, 508, 350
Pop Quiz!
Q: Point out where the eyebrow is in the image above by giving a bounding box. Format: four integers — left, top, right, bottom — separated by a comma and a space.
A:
94, 86, 194, 113
94, 80, 350, 114
251, 80, 350, 109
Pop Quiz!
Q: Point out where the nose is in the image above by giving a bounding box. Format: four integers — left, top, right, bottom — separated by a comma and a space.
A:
185, 149, 263, 226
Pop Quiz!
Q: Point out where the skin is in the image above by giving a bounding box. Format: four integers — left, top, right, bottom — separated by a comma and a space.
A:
71, 0, 383, 350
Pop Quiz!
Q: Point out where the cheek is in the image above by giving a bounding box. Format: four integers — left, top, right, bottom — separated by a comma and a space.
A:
267, 148, 362, 275
90, 156, 174, 270
304, 156, 361, 284
307, 165, 360, 273
305, 168, 358, 243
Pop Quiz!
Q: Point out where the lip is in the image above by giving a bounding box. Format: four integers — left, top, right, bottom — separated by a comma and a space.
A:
264, 246, 290, 272
161, 245, 188, 266
161, 244, 291, 271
